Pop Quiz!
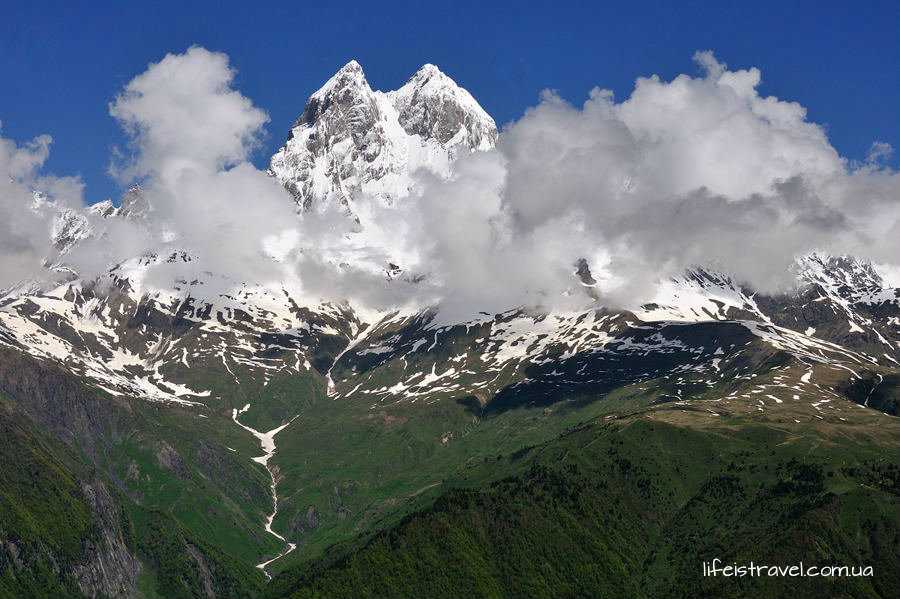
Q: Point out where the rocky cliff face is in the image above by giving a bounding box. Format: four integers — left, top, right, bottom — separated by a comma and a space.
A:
269, 60, 497, 213
388, 63, 496, 150
73, 480, 141, 599
0, 383, 141, 599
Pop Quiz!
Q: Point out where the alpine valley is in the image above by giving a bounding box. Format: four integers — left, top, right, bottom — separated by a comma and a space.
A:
1, 61, 898, 599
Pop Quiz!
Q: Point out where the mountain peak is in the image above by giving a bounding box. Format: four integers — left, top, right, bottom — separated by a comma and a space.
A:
313, 59, 368, 95
87, 199, 116, 217
389, 64, 497, 149
412, 63, 443, 78
295, 60, 373, 129
395, 63, 461, 97
271, 60, 498, 212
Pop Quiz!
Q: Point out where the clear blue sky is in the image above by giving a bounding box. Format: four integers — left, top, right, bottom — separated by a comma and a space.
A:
2, 0, 898, 203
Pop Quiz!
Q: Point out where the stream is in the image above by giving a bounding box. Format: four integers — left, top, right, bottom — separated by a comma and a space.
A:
232, 403, 299, 579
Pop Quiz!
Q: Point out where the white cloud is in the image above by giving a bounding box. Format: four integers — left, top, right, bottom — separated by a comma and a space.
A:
866, 141, 894, 165
3, 49, 899, 317
343, 50, 900, 313
101, 47, 301, 289
0, 131, 85, 290
109, 46, 268, 182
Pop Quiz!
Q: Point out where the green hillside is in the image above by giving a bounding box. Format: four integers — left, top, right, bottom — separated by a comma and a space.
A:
269, 414, 899, 599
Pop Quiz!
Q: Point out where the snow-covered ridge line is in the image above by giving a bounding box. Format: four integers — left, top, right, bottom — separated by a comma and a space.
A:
0, 253, 357, 404
3, 248, 899, 411
6, 56, 900, 413
0, 286, 210, 405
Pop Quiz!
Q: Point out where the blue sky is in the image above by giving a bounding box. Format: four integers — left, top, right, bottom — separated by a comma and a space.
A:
2, 0, 898, 203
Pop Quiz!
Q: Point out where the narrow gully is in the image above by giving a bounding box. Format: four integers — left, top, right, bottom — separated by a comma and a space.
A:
232, 403, 299, 579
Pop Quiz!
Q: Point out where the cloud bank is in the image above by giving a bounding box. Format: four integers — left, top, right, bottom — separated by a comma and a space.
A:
318, 51, 900, 315
0, 131, 84, 290
2, 48, 898, 317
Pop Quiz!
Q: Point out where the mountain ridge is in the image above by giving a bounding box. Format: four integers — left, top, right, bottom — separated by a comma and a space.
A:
2, 59, 899, 598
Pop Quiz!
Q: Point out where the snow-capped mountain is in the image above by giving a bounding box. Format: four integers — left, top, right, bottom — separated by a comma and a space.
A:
5, 60, 900, 417
269, 60, 497, 213
387, 63, 497, 151
2, 247, 898, 412
0, 61, 504, 405
4, 60, 900, 596
0, 252, 359, 404
30, 185, 149, 262
29, 190, 94, 256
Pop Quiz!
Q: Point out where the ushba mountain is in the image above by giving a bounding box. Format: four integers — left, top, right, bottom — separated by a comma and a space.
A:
4, 60, 898, 416
0, 61, 504, 403
0, 61, 900, 418
1, 57, 899, 598
269, 60, 497, 213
